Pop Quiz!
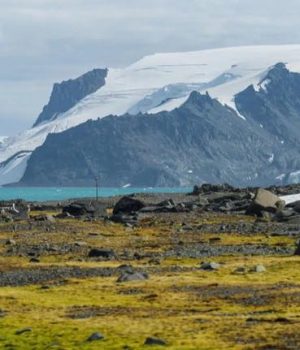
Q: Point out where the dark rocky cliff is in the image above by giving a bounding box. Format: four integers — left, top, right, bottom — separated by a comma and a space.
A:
33, 68, 108, 127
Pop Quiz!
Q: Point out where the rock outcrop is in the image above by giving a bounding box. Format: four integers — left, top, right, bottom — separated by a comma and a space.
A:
33, 68, 108, 127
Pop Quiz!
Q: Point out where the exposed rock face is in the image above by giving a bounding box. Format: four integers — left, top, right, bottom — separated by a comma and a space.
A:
18, 64, 300, 187
33, 68, 108, 127
235, 63, 300, 145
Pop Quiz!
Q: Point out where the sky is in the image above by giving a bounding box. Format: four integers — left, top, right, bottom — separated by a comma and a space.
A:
1, 0, 300, 135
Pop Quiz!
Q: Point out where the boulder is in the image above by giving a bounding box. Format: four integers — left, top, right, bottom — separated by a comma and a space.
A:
246, 189, 284, 216
287, 200, 300, 213
33, 214, 56, 223
116, 271, 149, 283
144, 337, 167, 346
110, 213, 138, 225
87, 332, 104, 342
294, 241, 300, 255
275, 209, 300, 223
88, 248, 116, 259
200, 262, 221, 271
250, 264, 266, 273
113, 196, 145, 215
63, 201, 106, 218
5, 239, 16, 246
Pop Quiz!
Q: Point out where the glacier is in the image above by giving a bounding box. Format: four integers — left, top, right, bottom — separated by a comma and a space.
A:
3, 44, 300, 186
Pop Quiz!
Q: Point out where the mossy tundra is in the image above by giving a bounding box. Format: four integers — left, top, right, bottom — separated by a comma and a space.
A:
0, 208, 299, 349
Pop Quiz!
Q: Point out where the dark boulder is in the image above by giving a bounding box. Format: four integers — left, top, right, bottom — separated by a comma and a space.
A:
144, 337, 167, 346
113, 196, 145, 215
88, 248, 116, 259
87, 332, 104, 342
295, 241, 300, 255
287, 200, 300, 213
63, 201, 106, 218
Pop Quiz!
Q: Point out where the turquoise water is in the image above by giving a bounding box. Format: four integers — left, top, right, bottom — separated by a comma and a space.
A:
0, 187, 192, 202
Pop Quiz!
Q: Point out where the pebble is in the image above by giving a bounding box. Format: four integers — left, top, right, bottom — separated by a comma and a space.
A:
251, 264, 267, 273
200, 262, 221, 271
144, 337, 167, 346
117, 271, 149, 283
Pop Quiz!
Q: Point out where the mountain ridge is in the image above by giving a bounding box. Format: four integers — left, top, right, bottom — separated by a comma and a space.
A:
2, 45, 300, 186
33, 68, 108, 127
19, 68, 300, 187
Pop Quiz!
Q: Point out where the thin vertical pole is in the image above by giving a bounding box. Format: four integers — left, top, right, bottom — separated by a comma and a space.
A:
95, 176, 99, 201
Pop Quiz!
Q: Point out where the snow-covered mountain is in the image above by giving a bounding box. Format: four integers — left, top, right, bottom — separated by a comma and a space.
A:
2, 45, 300, 186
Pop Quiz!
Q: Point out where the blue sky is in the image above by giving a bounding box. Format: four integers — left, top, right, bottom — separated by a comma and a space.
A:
1, 0, 300, 135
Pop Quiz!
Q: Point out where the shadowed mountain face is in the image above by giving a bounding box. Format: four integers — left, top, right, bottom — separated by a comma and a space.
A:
33, 68, 108, 127
235, 63, 300, 146
19, 64, 300, 187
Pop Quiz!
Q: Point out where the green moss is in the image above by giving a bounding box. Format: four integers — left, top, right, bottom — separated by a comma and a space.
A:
0, 212, 299, 349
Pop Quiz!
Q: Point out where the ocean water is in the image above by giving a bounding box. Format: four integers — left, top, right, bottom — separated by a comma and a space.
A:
0, 187, 192, 202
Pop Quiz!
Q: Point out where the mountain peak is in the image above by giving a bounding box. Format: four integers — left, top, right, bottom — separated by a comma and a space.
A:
33, 68, 108, 127
183, 91, 213, 108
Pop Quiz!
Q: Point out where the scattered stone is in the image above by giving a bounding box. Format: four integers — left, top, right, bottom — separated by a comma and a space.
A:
88, 248, 116, 259
144, 337, 167, 346
40, 285, 50, 290
117, 271, 149, 283
5, 239, 16, 246
191, 183, 236, 195
55, 212, 74, 219
63, 201, 106, 218
15, 328, 32, 335
0, 309, 6, 318
233, 266, 247, 274
209, 237, 221, 243
74, 241, 88, 247
148, 258, 161, 265
294, 241, 300, 255
87, 332, 104, 342
200, 262, 221, 271
0, 200, 29, 221
250, 264, 267, 273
